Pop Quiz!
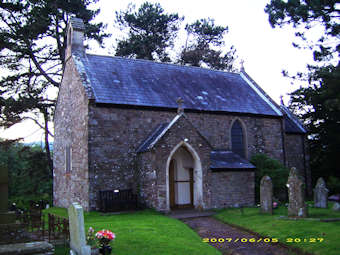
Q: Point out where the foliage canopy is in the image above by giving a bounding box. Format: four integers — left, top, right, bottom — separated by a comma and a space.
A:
265, 0, 340, 183
115, 2, 236, 71
0, 141, 51, 209
0, 0, 108, 172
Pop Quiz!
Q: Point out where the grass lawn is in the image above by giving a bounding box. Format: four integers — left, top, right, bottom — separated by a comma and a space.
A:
44, 208, 220, 255
214, 203, 340, 255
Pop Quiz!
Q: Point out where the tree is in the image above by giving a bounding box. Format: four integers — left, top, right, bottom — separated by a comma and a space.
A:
0, 0, 108, 174
180, 18, 236, 71
115, 2, 236, 70
250, 153, 289, 202
0, 140, 51, 209
265, 0, 339, 62
115, 2, 182, 62
265, 0, 340, 185
289, 65, 340, 182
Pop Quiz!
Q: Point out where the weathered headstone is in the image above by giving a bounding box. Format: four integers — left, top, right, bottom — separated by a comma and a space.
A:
332, 202, 340, 211
68, 203, 91, 255
260, 175, 273, 214
287, 167, 308, 217
314, 177, 329, 208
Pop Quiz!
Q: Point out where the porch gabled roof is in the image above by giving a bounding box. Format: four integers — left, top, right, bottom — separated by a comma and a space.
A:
136, 113, 211, 153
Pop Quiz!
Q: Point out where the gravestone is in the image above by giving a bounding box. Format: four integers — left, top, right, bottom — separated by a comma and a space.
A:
314, 177, 328, 208
287, 167, 308, 217
332, 202, 340, 211
260, 175, 273, 214
68, 203, 91, 255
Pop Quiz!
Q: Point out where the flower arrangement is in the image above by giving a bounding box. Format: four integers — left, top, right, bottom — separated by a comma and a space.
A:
86, 227, 116, 248
95, 229, 116, 247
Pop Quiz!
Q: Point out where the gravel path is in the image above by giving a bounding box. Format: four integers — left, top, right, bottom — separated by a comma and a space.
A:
182, 217, 298, 255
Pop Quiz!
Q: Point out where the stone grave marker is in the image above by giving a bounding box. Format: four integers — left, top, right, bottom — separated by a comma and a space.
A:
332, 202, 340, 211
260, 175, 273, 214
68, 202, 91, 255
314, 177, 329, 208
287, 167, 308, 217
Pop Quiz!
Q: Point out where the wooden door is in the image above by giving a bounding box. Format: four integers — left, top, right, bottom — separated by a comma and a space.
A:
169, 160, 175, 209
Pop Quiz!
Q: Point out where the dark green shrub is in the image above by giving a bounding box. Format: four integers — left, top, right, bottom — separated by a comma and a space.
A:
250, 153, 289, 202
327, 176, 340, 194
0, 141, 52, 210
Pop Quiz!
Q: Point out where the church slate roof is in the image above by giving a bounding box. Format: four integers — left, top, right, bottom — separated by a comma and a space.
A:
78, 54, 283, 116
280, 106, 307, 134
210, 150, 255, 170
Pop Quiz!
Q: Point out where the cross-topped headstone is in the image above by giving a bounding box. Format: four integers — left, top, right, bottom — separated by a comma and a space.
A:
176, 97, 184, 114
287, 167, 308, 217
260, 175, 273, 214
68, 202, 91, 255
314, 177, 328, 208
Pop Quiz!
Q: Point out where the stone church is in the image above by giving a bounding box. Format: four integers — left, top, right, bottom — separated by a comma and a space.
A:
53, 18, 309, 212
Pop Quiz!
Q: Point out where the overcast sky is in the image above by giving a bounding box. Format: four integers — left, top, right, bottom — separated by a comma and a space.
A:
1, 0, 316, 143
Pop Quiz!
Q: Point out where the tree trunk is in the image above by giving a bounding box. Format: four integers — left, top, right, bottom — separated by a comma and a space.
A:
43, 109, 53, 177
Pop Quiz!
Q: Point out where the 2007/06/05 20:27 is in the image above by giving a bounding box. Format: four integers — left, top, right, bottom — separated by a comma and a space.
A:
202, 237, 324, 243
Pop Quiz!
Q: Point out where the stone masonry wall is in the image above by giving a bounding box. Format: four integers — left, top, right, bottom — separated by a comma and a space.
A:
285, 134, 311, 195
210, 171, 255, 208
285, 134, 305, 173
88, 106, 284, 210
53, 56, 90, 211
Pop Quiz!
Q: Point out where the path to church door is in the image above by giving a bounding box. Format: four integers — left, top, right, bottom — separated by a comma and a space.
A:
169, 159, 193, 209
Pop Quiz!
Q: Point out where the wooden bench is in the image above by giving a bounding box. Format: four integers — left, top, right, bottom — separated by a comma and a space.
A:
99, 189, 138, 212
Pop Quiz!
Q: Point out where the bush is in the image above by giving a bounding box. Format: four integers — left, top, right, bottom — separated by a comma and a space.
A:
327, 176, 340, 194
0, 141, 52, 210
250, 153, 289, 202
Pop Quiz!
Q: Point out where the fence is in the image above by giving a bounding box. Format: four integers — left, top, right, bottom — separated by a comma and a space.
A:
99, 189, 138, 212
0, 207, 69, 247
47, 213, 69, 244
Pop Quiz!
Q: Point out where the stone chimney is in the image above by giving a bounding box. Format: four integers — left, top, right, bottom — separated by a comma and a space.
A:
65, 17, 85, 60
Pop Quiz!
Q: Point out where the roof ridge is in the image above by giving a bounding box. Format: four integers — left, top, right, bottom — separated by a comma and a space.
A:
85, 53, 239, 76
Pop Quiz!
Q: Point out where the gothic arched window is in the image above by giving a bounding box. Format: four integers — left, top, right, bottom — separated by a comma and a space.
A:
231, 120, 246, 158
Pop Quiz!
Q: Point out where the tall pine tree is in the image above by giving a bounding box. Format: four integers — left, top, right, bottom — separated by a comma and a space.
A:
265, 0, 340, 188
0, 0, 108, 173
115, 2, 236, 70
180, 18, 236, 71
115, 2, 182, 62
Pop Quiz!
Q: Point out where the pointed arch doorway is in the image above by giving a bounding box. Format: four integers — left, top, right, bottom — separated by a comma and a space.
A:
166, 142, 203, 211
169, 158, 193, 209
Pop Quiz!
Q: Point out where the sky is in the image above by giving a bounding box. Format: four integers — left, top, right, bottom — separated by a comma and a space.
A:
1, 0, 316, 143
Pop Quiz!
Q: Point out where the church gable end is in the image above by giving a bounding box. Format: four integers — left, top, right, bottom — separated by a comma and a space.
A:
53, 18, 91, 211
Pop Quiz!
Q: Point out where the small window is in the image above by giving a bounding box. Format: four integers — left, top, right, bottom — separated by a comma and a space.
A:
65, 146, 71, 173
231, 120, 246, 158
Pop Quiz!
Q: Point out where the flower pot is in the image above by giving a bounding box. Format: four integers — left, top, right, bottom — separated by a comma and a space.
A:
99, 245, 112, 255
91, 248, 100, 255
